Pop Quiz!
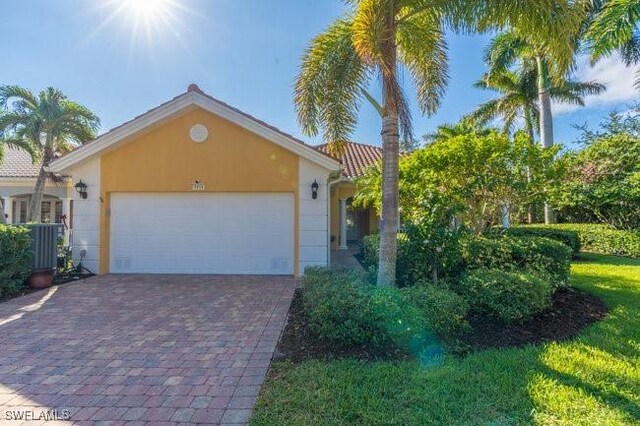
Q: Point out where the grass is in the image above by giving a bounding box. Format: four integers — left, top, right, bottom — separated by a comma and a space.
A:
251, 253, 640, 425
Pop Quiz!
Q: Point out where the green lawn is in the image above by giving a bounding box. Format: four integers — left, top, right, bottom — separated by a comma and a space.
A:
252, 253, 640, 425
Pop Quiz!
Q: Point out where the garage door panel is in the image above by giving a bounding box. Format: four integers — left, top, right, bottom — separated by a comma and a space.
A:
110, 193, 294, 274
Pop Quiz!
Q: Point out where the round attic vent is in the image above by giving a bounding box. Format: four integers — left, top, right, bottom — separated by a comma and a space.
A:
190, 124, 208, 143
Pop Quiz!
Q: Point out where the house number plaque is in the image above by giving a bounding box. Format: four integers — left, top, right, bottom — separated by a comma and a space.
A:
192, 181, 205, 191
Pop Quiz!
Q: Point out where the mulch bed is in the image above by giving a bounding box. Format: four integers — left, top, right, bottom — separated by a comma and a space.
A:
462, 287, 608, 351
275, 287, 608, 363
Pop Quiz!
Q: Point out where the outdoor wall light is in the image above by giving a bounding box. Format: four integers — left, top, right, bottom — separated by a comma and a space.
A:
75, 180, 88, 199
311, 179, 319, 200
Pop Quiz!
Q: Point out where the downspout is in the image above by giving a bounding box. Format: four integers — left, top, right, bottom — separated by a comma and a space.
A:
327, 175, 342, 267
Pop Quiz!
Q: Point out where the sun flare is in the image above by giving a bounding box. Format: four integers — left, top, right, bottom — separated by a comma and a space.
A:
119, 0, 175, 23
94, 0, 188, 52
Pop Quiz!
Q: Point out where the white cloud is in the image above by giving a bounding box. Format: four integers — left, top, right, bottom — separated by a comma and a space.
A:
552, 54, 640, 115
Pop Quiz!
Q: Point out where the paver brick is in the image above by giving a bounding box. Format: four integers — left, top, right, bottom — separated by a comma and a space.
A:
0, 274, 295, 425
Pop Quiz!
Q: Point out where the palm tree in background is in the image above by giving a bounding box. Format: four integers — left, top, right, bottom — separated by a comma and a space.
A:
482, 7, 588, 223
423, 118, 495, 144
587, 0, 640, 88
0, 86, 100, 222
470, 60, 605, 141
470, 58, 604, 223
295, 0, 581, 286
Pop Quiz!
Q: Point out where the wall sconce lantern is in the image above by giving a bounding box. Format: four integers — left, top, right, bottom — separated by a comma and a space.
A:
311, 179, 319, 200
75, 180, 88, 199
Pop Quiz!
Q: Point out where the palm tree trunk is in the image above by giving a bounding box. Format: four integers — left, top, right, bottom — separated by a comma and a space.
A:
28, 147, 53, 223
0, 199, 6, 224
377, 111, 400, 286
536, 55, 555, 224
524, 106, 536, 223
377, 12, 400, 287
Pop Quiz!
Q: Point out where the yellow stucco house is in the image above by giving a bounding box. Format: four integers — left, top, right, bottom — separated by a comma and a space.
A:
49, 85, 381, 277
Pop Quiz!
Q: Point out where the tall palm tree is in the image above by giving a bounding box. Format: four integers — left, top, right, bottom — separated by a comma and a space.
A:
483, 10, 587, 223
470, 61, 605, 141
587, 0, 640, 88
0, 86, 100, 222
295, 0, 582, 285
471, 60, 604, 223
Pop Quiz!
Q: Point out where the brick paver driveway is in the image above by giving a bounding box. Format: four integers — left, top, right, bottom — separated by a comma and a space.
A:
0, 275, 296, 425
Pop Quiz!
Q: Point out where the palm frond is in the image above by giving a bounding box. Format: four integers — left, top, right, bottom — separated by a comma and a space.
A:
294, 19, 369, 155
484, 31, 529, 72
397, 8, 449, 116
620, 34, 640, 66
0, 85, 38, 110
588, 0, 640, 62
0, 138, 36, 161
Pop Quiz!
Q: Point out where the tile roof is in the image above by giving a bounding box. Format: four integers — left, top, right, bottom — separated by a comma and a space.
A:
0, 147, 40, 178
315, 142, 382, 179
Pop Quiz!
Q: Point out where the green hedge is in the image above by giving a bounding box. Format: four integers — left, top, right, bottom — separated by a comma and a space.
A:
500, 226, 581, 255
301, 267, 427, 350
522, 224, 640, 258
456, 269, 552, 322
0, 224, 32, 298
402, 284, 470, 344
461, 234, 572, 288
361, 234, 416, 286
361, 232, 464, 286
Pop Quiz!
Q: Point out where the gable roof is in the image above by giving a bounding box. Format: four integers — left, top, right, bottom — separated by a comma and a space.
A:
0, 147, 39, 179
49, 84, 340, 173
315, 142, 382, 179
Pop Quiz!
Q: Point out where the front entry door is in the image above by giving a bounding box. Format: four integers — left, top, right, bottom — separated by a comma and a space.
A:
346, 199, 370, 242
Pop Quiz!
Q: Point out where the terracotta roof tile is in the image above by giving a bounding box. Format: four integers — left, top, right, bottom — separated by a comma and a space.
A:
315, 142, 382, 179
0, 147, 40, 178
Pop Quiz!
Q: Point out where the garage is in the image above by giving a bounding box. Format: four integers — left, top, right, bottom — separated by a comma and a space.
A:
48, 85, 340, 275
109, 193, 295, 274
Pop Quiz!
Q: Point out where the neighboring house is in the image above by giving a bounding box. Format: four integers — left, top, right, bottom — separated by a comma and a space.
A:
48, 85, 382, 276
0, 147, 73, 230
317, 142, 381, 250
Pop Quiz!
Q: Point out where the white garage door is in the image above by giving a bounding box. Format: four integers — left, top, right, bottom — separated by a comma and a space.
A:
109, 193, 294, 274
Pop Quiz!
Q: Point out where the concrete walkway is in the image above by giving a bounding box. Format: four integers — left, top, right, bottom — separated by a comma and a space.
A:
331, 246, 365, 272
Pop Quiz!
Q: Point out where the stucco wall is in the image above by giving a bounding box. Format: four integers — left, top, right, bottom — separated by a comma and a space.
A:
298, 158, 330, 273
68, 158, 101, 274
0, 181, 72, 199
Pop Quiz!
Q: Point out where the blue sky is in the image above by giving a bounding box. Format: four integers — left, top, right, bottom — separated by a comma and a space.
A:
1, 0, 638, 150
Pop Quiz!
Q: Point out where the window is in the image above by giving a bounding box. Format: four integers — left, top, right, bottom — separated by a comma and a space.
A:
40, 200, 63, 223
55, 201, 62, 223
41, 201, 52, 223
12, 200, 28, 224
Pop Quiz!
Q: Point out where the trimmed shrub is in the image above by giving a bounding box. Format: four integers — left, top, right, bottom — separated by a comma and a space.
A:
501, 226, 581, 255
402, 284, 470, 343
361, 227, 463, 287
301, 267, 426, 349
461, 235, 572, 288
457, 269, 552, 322
361, 234, 414, 286
0, 224, 32, 298
525, 224, 640, 258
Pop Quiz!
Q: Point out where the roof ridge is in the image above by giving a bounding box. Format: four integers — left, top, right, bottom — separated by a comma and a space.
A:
314, 141, 382, 150
50, 84, 341, 166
